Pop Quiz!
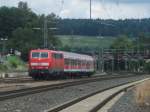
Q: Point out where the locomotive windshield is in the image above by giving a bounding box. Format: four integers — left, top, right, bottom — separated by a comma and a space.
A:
32, 52, 48, 58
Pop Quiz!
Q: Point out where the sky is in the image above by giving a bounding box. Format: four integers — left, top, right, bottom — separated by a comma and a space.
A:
0, 0, 150, 19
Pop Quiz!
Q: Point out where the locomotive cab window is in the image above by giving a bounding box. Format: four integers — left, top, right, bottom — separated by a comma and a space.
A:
32, 52, 40, 58
52, 53, 63, 59
41, 52, 48, 58
31, 52, 48, 58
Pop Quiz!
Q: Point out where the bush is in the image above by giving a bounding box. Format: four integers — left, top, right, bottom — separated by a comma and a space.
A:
0, 55, 27, 72
7, 56, 26, 69
0, 64, 8, 71
144, 62, 150, 73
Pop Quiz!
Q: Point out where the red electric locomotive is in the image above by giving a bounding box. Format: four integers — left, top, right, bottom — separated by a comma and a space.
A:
28, 49, 95, 79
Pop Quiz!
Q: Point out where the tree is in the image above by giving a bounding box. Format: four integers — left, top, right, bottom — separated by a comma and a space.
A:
8, 27, 41, 60
137, 32, 150, 50
0, 6, 37, 38
18, 1, 30, 11
110, 35, 134, 49
0, 4, 62, 60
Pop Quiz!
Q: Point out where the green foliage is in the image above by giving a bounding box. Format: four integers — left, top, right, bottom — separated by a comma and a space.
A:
110, 35, 134, 49
0, 64, 8, 72
137, 32, 150, 50
0, 56, 26, 72
0, 6, 37, 38
6, 55, 26, 70
1, 2, 150, 61
9, 27, 38, 51
18, 1, 30, 11
57, 19, 150, 37
144, 62, 150, 73
0, 3, 61, 61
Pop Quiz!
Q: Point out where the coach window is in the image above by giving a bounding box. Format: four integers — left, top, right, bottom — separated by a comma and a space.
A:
58, 54, 63, 59
65, 59, 69, 65
78, 60, 81, 66
71, 59, 73, 66
73, 60, 75, 66
68, 59, 71, 66
74, 59, 77, 66
87, 61, 90, 68
82, 60, 84, 66
77, 60, 79, 66
71, 60, 73, 66
55, 54, 59, 59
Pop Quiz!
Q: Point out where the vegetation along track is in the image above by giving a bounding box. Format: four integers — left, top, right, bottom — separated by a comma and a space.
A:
0, 73, 146, 101
45, 78, 150, 112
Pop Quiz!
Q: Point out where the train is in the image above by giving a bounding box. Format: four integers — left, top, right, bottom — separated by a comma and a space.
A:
28, 49, 95, 79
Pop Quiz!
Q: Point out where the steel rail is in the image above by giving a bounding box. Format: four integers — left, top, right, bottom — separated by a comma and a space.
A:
89, 78, 149, 112
0, 77, 33, 83
46, 78, 148, 112
0, 74, 142, 101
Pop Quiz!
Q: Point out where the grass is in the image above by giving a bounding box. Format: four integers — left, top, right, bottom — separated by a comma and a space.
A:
135, 80, 150, 106
56, 35, 116, 48
0, 55, 27, 72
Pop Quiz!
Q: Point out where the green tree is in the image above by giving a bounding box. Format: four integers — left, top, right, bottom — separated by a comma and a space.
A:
0, 3, 61, 60
110, 35, 134, 49
0, 6, 37, 38
137, 32, 150, 50
8, 27, 42, 60
18, 1, 30, 11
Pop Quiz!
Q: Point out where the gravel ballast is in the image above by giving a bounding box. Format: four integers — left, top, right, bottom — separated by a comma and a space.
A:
0, 75, 149, 112
108, 89, 150, 112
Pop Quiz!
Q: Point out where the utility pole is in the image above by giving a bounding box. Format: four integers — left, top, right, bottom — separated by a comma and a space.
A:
111, 49, 114, 73
90, 0, 92, 19
101, 48, 104, 72
0, 38, 8, 62
33, 17, 58, 49
44, 18, 48, 48
98, 48, 101, 72
1, 38, 8, 55
124, 49, 128, 71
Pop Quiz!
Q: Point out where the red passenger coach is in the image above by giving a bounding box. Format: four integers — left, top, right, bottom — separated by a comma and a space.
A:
28, 49, 95, 79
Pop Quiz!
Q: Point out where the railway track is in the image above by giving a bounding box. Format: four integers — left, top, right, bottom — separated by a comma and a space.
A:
45, 78, 150, 112
0, 73, 145, 102
0, 76, 33, 83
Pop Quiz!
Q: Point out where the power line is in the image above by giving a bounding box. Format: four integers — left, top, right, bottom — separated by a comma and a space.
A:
59, 0, 64, 17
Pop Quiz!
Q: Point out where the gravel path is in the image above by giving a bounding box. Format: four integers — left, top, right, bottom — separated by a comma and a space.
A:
0, 75, 149, 112
108, 88, 150, 112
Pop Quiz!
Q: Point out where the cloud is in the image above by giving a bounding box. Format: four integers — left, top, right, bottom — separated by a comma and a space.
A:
94, 0, 150, 4
92, 2, 150, 19
0, 0, 150, 19
60, 9, 70, 18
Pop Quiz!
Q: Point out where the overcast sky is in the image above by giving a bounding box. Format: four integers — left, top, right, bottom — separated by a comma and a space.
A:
0, 0, 150, 19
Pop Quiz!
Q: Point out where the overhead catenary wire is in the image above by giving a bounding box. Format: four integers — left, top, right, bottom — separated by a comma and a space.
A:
57, 0, 64, 17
